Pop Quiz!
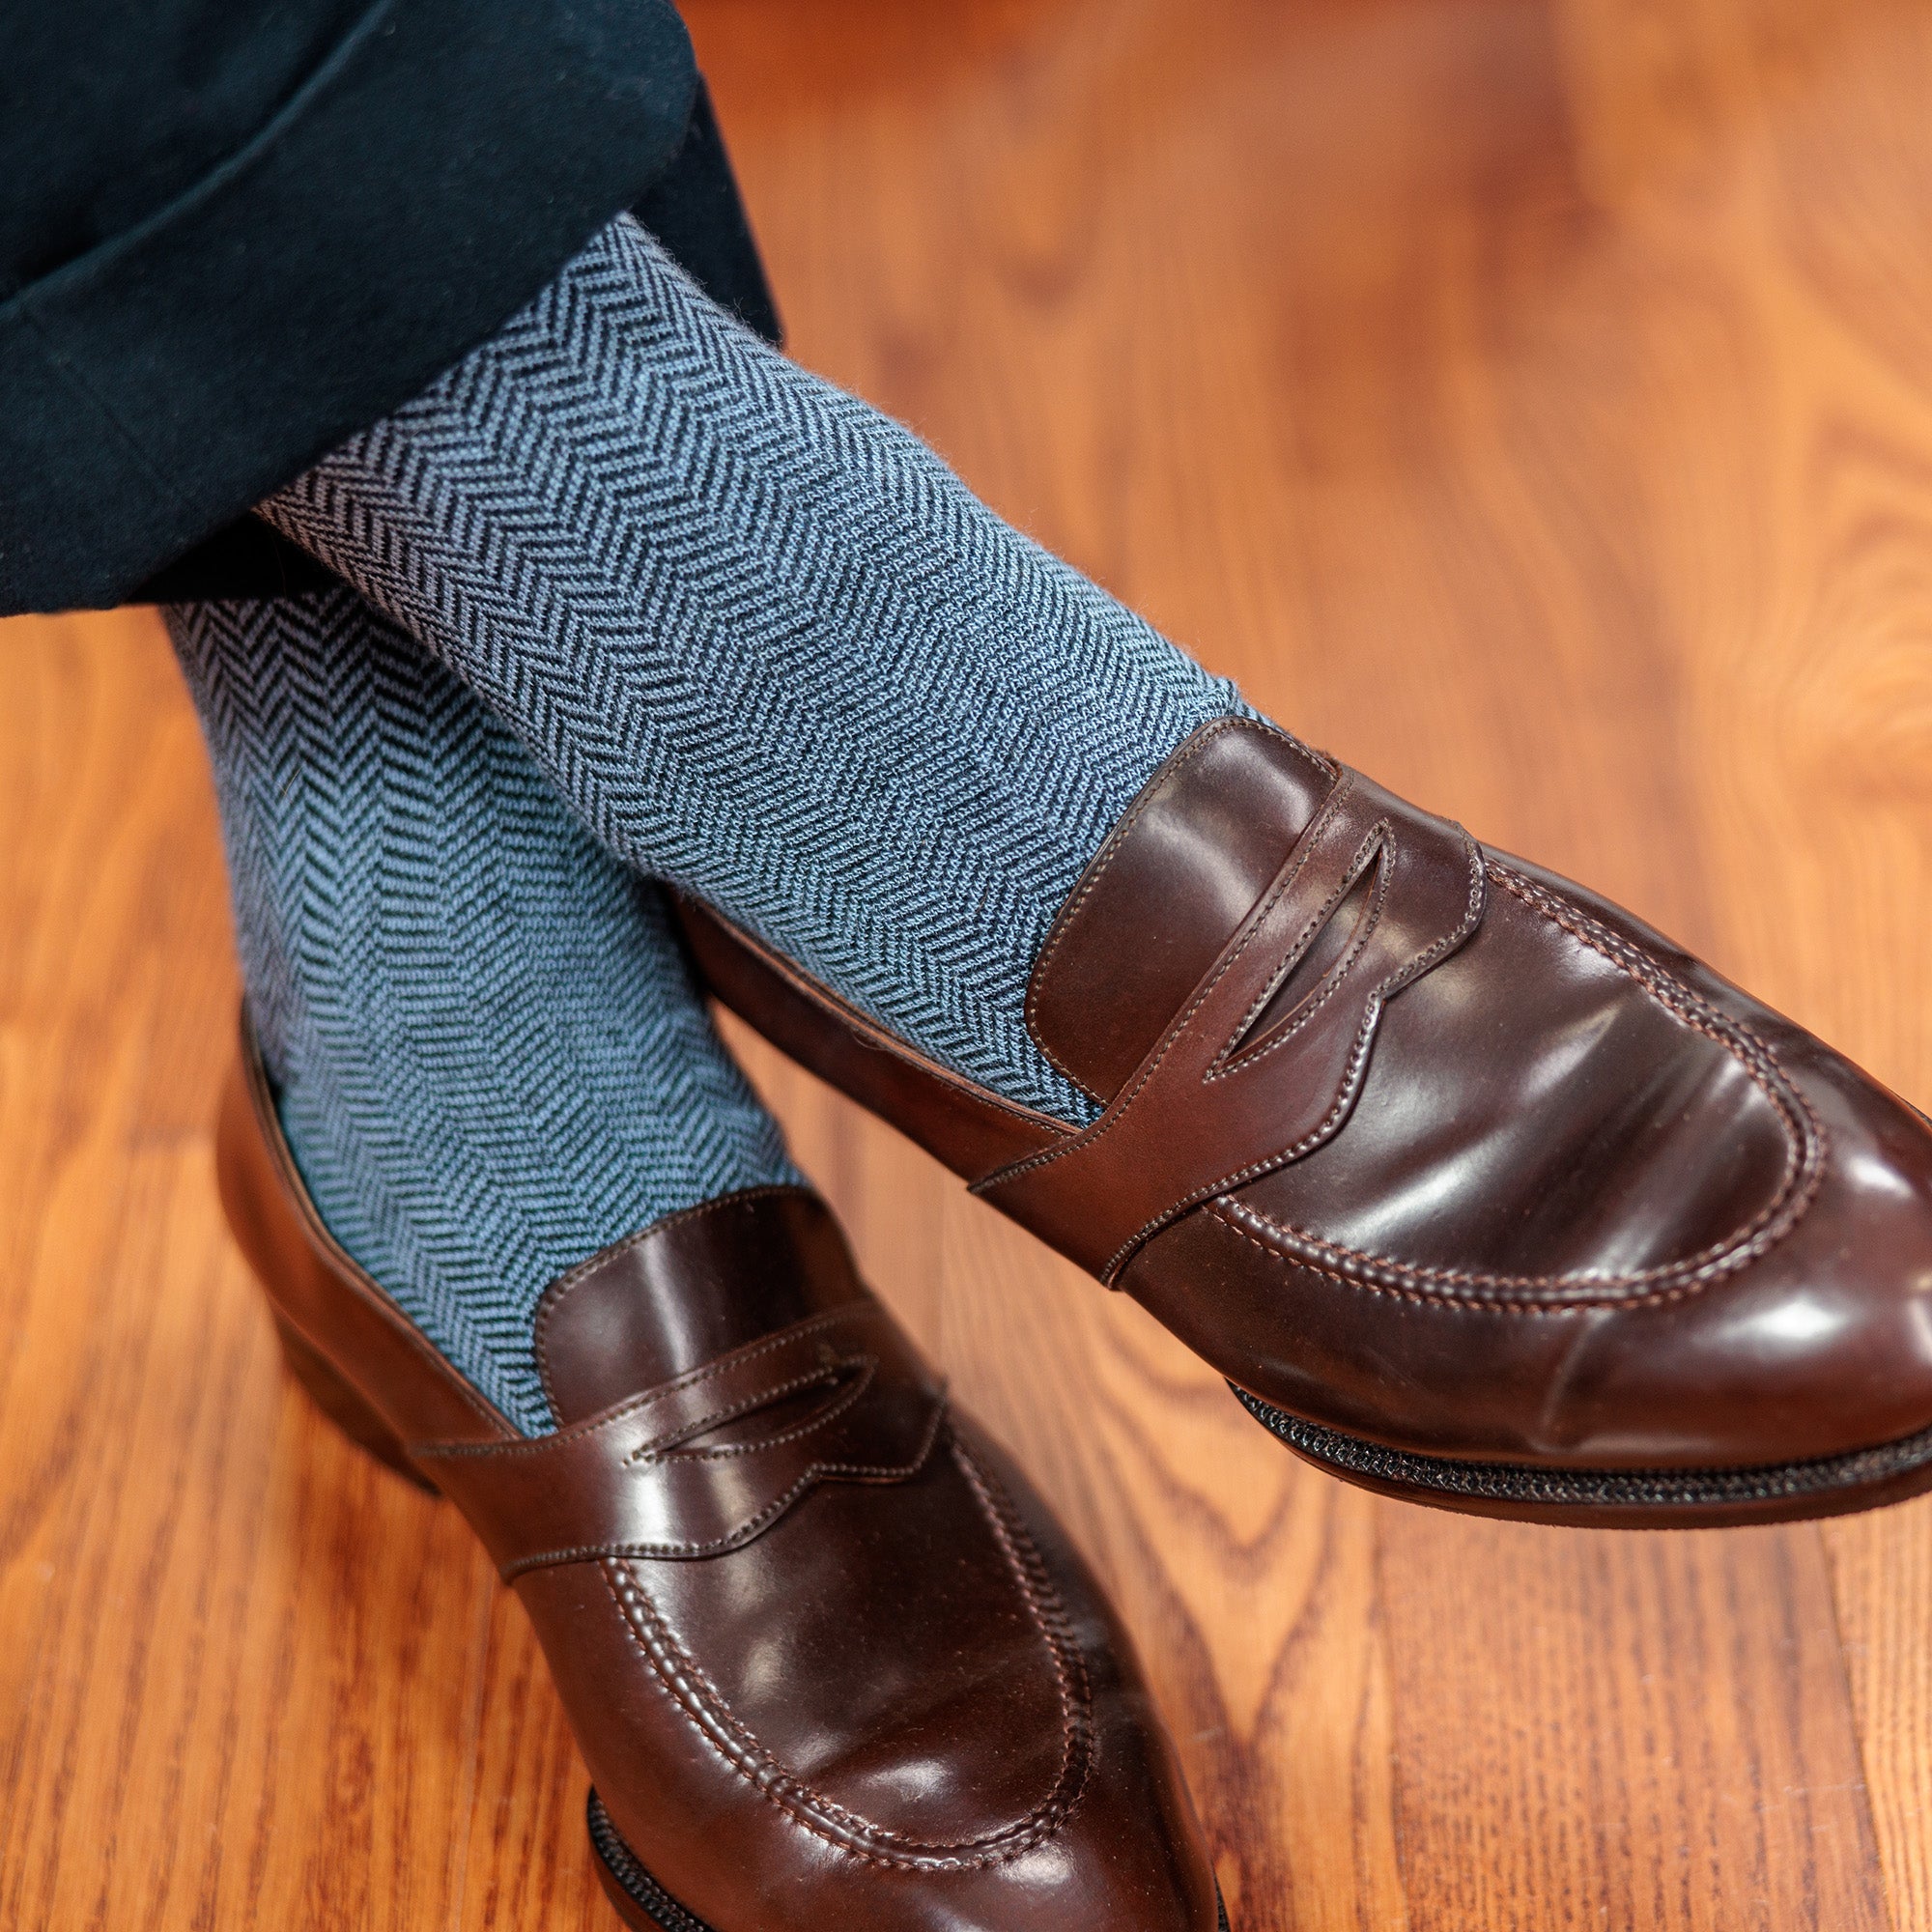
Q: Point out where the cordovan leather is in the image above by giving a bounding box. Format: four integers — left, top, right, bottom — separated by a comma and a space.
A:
214, 1023, 1220, 1930
976, 760, 1485, 1280
415, 1300, 951, 1579
678, 717, 1932, 1519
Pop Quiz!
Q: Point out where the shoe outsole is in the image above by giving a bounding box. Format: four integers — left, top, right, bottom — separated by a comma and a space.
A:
587, 1787, 1234, 1931
587, 1790, 718, 1932
1232, 1382, 1932, 1527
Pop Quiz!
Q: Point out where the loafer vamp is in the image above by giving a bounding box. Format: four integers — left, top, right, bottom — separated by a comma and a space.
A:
1127, 848, 1932, 1469
597, 1431, 1078, 1848
520, 1414, 1220, 1932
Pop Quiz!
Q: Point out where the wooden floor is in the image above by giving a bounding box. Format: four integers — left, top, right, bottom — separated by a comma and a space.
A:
7, 0, 1932, 1924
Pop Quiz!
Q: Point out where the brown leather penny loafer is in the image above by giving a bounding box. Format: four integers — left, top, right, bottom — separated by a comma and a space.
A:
214, 1027, 1225, 1931
680, 716, 1932, 1529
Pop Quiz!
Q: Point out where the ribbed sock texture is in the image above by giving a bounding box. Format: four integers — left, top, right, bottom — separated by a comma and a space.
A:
167, 588, 800, 1434
261, 213, 1244, 1123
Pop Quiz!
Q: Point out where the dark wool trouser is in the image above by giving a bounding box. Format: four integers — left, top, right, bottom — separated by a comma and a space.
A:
263, 213, 1246, 1126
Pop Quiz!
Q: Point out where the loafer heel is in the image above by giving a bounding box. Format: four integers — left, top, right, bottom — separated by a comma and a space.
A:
269, 1306, 439, 1492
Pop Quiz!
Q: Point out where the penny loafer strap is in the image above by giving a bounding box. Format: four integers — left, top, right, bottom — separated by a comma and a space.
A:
975, 767, 1486, 1280
412, 1299, 948, 1577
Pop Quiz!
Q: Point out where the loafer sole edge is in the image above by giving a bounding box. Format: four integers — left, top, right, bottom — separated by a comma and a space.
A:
1233, 1384, 1932, 1528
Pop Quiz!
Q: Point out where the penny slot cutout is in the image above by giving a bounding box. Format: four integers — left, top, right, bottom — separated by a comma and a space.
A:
632, 1357, 876, 1464
1222, 846, 1385, 1067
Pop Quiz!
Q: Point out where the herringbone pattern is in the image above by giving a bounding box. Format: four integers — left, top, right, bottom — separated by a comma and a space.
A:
263, 213, 1244, 1122
166, 590, 799, 1433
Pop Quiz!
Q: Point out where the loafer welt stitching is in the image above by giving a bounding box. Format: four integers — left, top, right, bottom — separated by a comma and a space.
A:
595, 1435, 1095, 1870
1204, 1201, 1797, 1317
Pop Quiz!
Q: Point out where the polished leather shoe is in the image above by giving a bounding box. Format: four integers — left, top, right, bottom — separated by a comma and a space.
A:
214, 1027, 1225, 1931
680, 716, 1932, 1528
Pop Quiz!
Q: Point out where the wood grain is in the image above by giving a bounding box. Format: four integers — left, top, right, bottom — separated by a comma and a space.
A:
5, 0, 1932, 1924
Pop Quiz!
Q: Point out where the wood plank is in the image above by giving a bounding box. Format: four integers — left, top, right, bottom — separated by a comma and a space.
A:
1379, 1517, 1885, 1932
1827, 1504, 1932, 1932
0, 618, 503, 1930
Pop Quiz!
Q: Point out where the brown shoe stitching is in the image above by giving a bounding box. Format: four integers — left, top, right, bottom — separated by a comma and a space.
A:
1206, 819, 1391, 1078
1198, 865, 1828, 1310
991, 774, 1364, 1194
489, 1393, 948, 1575
986, 799, 1488, 1282
432, 1306, 869, 1459
625, 1358, 875, 1465
593, 1435, 1094, 1869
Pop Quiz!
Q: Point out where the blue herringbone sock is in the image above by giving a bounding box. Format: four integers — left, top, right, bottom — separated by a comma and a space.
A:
167, 589, 800, 1435
261, 213, 1243, 1124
